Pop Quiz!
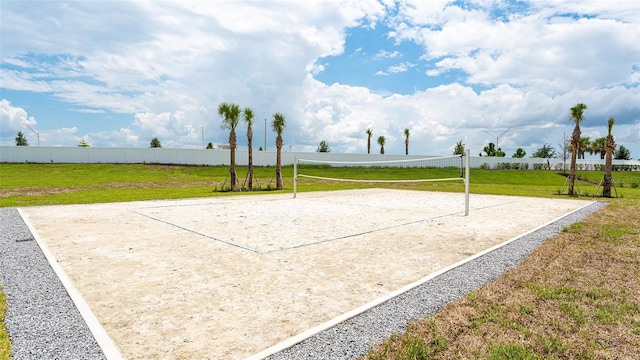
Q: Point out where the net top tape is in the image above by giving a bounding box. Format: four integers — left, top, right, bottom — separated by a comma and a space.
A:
297, 154, 463, 165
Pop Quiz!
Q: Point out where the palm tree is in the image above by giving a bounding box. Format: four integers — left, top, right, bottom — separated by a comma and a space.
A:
365, 128, 373, 154
218, 102, 241, 191
603, 117, 615, 197
568, 103, 587, 196
243, 107, 255, 190
403, 128, 410, 155
590, 137, 606, 159
272, 112, 286, 190
578, 136, 590, 159
377, 135, 385, 154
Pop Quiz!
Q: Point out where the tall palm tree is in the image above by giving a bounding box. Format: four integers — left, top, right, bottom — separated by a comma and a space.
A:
603, 117, 615, 197
568, 103, 587, 196
403, 128, 410, 155
365, 128, 373, 154
377, 135, 385, 154
272, 112, 286, 190
218, 102, 241, 191
243, 107, 255, 190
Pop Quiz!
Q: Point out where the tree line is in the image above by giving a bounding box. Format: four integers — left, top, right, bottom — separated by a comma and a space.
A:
453, 103, 627, 197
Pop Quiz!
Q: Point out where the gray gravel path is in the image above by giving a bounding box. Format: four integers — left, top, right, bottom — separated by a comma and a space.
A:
1, 202, 605, 359
1, 208, 106, 360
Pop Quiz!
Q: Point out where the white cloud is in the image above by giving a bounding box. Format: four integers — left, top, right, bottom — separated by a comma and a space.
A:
374, 50, 402, 59
0, 99, 37, 141
387, 62, 415, 73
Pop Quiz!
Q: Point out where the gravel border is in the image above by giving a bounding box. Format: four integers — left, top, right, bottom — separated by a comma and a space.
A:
265, 201, 607, 359
0, 207, 107, 360
1, 202, 605, 359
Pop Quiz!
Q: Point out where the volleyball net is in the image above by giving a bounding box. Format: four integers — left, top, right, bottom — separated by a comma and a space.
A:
294, 151, 470, 215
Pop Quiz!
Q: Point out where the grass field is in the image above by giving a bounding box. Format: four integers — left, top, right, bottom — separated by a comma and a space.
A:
1, 163, 639, 359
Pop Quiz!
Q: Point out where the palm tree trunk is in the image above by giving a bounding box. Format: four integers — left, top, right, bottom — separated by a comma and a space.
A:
568, 127, 580, 196
247, 127, 253, 190
229, 131, 237, 191
603, 136, 614, 197
568, 146, 577, 196
275, 135, 283, 190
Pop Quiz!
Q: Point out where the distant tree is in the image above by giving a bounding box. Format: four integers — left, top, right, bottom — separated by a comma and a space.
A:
15, 131, 29, 146
272, 112, 286, 190
206, 142, 214, 149
496, 148, 506, 157
614, 145, 631, 160
78, 139, 90, 147
453, 140, 465, 155
243, 107, 255, 190
219, 102, 241, 191
377, 136, 385, 154
576, 136, 590, 159
568, 103, 587, 196
531, 143, 556, 159
558, 135, 571, 174
603, 117, 615, 197
403, 128, 410, 155
483, 142, 497, 157
512, 147, 526, 158
150, 137, 162, 148
317, 140, 330, 152
365, 128, 373, 154
590, 137, 606, 159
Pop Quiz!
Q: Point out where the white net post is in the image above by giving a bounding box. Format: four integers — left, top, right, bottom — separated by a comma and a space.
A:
464, 148, 470, 216
293, 155, 298, 198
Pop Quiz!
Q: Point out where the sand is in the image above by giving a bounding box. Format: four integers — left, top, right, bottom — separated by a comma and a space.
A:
19, 189, 592, 359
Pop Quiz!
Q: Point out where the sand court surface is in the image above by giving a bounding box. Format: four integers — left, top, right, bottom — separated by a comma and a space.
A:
19, 189, 593, 359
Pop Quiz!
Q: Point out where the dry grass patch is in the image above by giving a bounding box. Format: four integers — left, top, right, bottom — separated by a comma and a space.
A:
365, 199, 640, 359
0, 286, 9, 360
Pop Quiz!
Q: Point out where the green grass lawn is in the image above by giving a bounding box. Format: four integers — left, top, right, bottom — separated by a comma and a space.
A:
2, 163, 638, 207
1, 163, 639, 359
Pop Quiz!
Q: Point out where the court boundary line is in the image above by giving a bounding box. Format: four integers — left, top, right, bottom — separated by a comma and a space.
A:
245, 200, 599, 360
128, 209, 262, 254
128, 199, 518, 255
18, 209, 124, 360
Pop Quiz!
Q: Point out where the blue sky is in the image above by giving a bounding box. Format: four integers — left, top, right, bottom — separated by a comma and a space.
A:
1, 0, 639, 158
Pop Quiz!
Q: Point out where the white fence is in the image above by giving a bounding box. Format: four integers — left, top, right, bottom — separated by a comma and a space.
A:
1, 146, 638, 170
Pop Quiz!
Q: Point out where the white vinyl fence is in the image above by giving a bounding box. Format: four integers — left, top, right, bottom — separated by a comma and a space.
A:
1, 146, 638, 170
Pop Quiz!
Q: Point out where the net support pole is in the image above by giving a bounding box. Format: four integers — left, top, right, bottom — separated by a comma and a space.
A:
293, 155, 297, 198
464, 148, 470, 216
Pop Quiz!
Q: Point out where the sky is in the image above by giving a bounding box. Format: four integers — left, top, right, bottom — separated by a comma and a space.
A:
1, 0, 639, 158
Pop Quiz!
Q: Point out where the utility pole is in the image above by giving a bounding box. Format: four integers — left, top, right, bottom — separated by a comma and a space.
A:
483, 127, 511, 151
264, 112, 267, 151
25, 123, 40, 146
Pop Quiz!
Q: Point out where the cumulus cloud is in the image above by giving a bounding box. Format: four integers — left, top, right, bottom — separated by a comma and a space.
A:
0, 99, 36, 129
0, 100, 38, 144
